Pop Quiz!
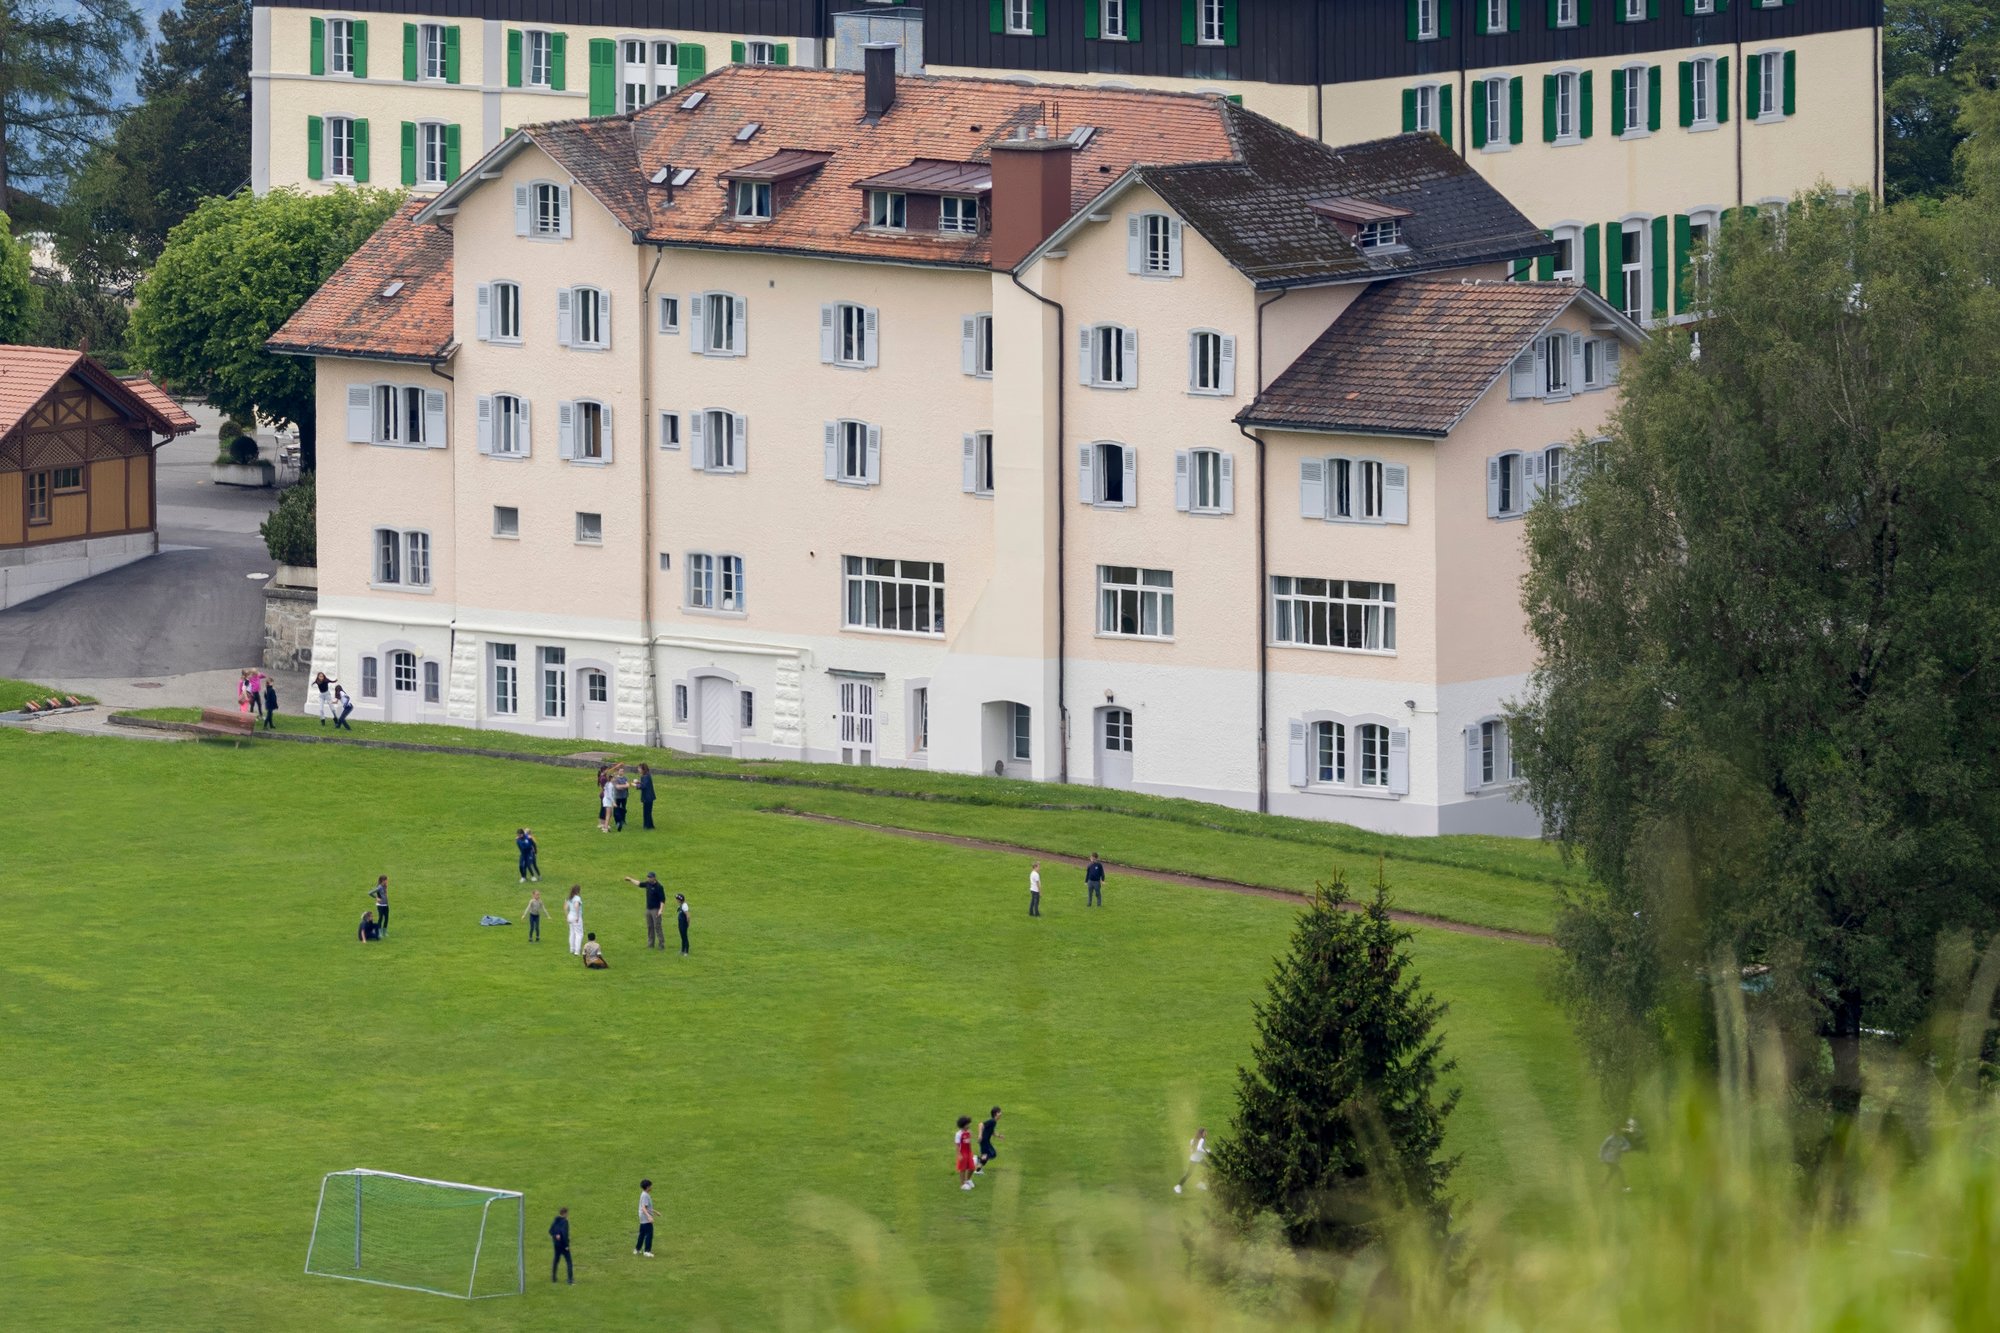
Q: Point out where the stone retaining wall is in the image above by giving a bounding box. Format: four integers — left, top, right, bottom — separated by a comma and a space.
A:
263, 583, 317, 672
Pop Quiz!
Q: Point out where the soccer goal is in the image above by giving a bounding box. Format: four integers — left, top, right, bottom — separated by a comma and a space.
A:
305, 1168, 524, 1299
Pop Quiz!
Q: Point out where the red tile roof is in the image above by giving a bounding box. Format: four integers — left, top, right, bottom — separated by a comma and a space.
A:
118, 377, 199, 434
266, 200, 455, 363
0, 345, 194, 439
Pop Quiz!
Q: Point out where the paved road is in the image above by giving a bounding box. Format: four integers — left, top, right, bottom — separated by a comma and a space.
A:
0, 415, 283, 689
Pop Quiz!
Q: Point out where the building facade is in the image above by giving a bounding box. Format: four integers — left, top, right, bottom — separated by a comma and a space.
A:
272, 64, 1642, 833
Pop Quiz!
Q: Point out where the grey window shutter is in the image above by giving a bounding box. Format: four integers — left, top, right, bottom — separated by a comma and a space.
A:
1078, 325, 1094, 385
823, 421, 838, 479
1532, 338, 1547, 396
732, 414, 748, 470
688, 410, 706, 469
1465, 726, 1485, 793
1186, 333, 1200, 391
962, 434, 978, 492
1174, 449, 1190, 511
1287, 719, 1308, 787
961, 317, 978, 375
1487, 456, 1502, 516
476, 283, 492, 340
865, 425, 881, 483
599, 403, 613, 464
1569, 334, 1585, 392
346, 384, 373, 442
731, 296, 748, 355
1508, 349, 1537, 399
864, 307, 879, 367
1078, 444, 1094, 503
1526, 452, 1546, 504
819, 304, 836, 363
1126, 215, 1143, 273
1120, 326, 1139, 386
1300, 457, 1325, 519
689, 293, 704, 352
476, 395, 494, 454
1605, 341, 1622, 379
423, 390, 448, 447
1121, 447, 1137, 507
557, 401, 575, 459
1167, 217, 1184, 276
1388, 727, 1410, 795
556, 185, 572, 238
1219, 451, 1235, 513
1218, 335, 1236, 394
513, 185, 530, 235
600, 290, 611, 349
556, 287, 573, 346
1383, 463, 1409, 524
519, 398, 532, 456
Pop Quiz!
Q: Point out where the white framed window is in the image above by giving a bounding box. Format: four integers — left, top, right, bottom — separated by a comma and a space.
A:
476, 280, 521, 342
1486, 0, 1508, 30
843, 556, 945, 636
673, 683, 689, 725
1080, 324, 1138, 388
417, 121, 450, 186
540, 646, 567, 719
1692, 0, 1713, 12
1554, 0, 1577, 26
1685, 207, 1720, 311
962, 431, 995, 496
1622, 63, 1649, 134
1081, 440, 1137, 508
372, 527, 432, 588
657, 294, 680, 334
869, 190, 907, 230
575, 511, 602, 545
1755, 50, 1782, 119
687, 552, 746, 611
732, 180, 772, 220
1006, 0, 1034, 34
1691, 56, 1716, 127
821, 302, 879, 368
1297, 455, 1409, 525
1624, 0, 1646, 17
420, 22, 447, 80
1542, 331, 1571, 397
1467, 717, 1522, 790
824, 419, 882, 487
1313, 720, 1346, 784
1187, 330, 1237, 395
328, 17, 356, 75
1486, 448, 1548, 518
526, 29, 553, 87
692, 291, 746, 356
1128, 212, 1183, 277
1198, 0, 1226, 42
1098, 566, 1175, 639
691, 409, 747, 473
1550, 224, 1582, 282
1581, 338, 1621, 389
478, 393, 530, 457
1270, 577, 1397, 653
1177, 447, 1234, 515
1412, 83, 1439, 135
1288, 714, 1410, 796
1553, 70, 1579, 142
1541, 444, 1570, 505
557, 399, 609, 463
327, 115, 356, 180
1415, 0, 1439, 39
621, 37, 677, 111
962, 312, 994, 378
1356, 723, 1393, 788
1101, 0, 1128, 38
1481, 76, 1511, 152
1011, 702, 1033, 761
393, 652, 418, 695
658, 411, 681, 450
360, 656, 378, 698
911, 685, 930, 753
517, 180, 569, 238
359, 383, 445, 448
1508, 331, 1591, 402
1357, 219, 1405, 251
491, 643, 519, 715
741, 691, 755, 730
493, 505, 519, 538
940, 195, 981, 235
744, 39, 779, 65
1617, 221, 1646, 321
423, 660, 442, 704
559, 285, 609, 350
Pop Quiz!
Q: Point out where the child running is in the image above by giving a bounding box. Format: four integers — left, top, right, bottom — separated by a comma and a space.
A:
955, 1116, 978, 1191
1175, 1128, 1209, 1194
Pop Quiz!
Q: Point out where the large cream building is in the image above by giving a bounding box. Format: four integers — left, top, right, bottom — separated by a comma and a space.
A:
272, 61, 1643, 833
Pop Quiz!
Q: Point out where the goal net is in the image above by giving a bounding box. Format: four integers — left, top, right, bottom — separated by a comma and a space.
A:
306, 1168, 524, 1299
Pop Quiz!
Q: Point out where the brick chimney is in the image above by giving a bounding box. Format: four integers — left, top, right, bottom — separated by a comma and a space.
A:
989, 130, 1075, 271
862, 43, 897, 122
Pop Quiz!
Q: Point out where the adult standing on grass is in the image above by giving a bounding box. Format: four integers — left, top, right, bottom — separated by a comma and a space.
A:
261, 675, 278, 730
525, 888, 545, 943
566, 885, 586, 955
549, 1207, 574, 1284
635, 1180, 656, 1257
1085, 854, 1105, 907
369, 876, 390, 936
517, 828, 539, 883
312, 671, 333, 724
976, 1107, 1003, 1175
955, 1116, 978, 1190
599, 769, 616, 833
1029, 861, 1042, 917
611, 767, 631, 833
675, 892, 690, 956
638, 763, 657, 830
626, 873, 667, 950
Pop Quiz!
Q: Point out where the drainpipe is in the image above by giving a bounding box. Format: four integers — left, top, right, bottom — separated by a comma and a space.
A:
430, 358, 458, 720
1245, 284, 1292, 814
1732, 2, 1745, 206
1009, 268, 1068, 784
639, 242, 665, 745
1313, 2, 1325, 142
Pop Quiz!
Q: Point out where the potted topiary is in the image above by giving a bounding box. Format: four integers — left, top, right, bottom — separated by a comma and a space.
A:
262, 472, 318, 586
212, 419, 275, 487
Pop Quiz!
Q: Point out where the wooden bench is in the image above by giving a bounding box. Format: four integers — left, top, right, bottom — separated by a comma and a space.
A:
195, 707, 257, 741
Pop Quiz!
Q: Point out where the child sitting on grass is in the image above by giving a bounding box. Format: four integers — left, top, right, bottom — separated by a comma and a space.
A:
582, 932, 609, 969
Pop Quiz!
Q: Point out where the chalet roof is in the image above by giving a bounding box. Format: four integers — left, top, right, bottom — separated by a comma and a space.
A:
0, 345, 194, 440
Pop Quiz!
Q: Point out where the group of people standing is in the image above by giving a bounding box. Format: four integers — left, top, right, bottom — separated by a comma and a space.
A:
518, 864, 689, 968
235, 669, 279, 730
311, 672, 355, 729
542, 1178, 663, 1285
1027, 854, 1108, 917
596, 763, 656, 833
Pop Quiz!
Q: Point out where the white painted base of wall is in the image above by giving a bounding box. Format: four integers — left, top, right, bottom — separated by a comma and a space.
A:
0, 531, 156, 610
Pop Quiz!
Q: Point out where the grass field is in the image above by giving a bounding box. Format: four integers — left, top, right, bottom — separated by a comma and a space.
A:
2, 727, 1588, 1329
0, 677, 94, 712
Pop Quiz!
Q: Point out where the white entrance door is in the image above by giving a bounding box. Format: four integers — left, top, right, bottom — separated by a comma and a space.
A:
696, 676, 736, 755
838, 680, 875, 765
387, 650, 420, 723
1096, 707, 1134, 789
578, 669, 612, 740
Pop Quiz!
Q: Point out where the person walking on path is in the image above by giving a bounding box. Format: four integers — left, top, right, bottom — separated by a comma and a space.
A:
611, 767, 631, 833
626, 873, 667, 950
261, 675, 278, 729
549, 1207, 574, 1283
1175, 1129, 1208, 1194
638, 763, 657, 830
599, 769, 616, 833
517, 828, 539, 883
525, 888, 545, 942
1028, 862, 1042, 917
956, 1116, 978, 1190
1085, 854, 1105, 907
369, 876, 390, 936
975, 1107, 1003, 1175
333, 685, 355, 730
675, 893, 690, 956
635, 1180, 656, 1256
313, 672, 333, 724
566, 885, 586, 955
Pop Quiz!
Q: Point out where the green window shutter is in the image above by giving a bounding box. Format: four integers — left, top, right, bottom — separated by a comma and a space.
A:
1716, 56, 1729, 122
403, 22, 417, 82
1610, 68, 1626, 134
445, 124, 461, 182
1649, 215, 1668, 317
1439, 84, 1453, 145
1542, 74, 1557, 142
1647, 0, 1657, 14
1509, 0, 1521, 28
445, 26, 460, 84
1745, 51, 1760, 119
1223, 0, 1238, 44
1648, 65, 1662, 130
310, 17, 325, 76
992, 0, 1005, 32
353, 21, 368, 79
1536, 241, 1555, 280
550, 34, 567, 90
1673, 213, 1692, 311
1402, 88, 1417, 132
1190, 0, 1202, 43
400, 121, 416, 186
1511, 257, 1532, 281
1085, 0, 1100, 39
1682, 0, 1694, 11
1405, 0, 1418, 40
1579, 70, 1594, 137
352, 118, 370, 183
731, 39, 746, 62
1031, 0, 1047, 33
507, 30, 522, 87
306, 115, 323, 180
1783, 50, 1796, 116
1546, 0, 1558, 25
1678, 61, 1693, 127
1225, 93, 1243, 104
1471, 81, 1488, 147
1583, 223, 1601, 294
1605, 222, 1622, 298
589, 38, 616, 114
1438, 0, 1450, 36
1129, 2, 1143, 39
1509, 76, 1524, 142
1579, 0, 1591, 24
775, 42, 790, 64
1475, 1, 1487, 33
679, 44, 707, 83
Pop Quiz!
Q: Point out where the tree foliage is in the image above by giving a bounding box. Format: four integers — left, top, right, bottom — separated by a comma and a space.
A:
259, 472, 315, 567
1884, 0, 2000, 201
1511, 190, 2000, 1113
0, 211, 39, 342
130, 186, 402, 471
0, 0, 145, 216
1210, 869, 1458, 1250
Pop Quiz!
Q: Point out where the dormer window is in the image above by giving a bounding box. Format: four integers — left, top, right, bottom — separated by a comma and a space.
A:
1310, 197, 1414, 255
1357, 219, 1403, 250
939, 195, 981, 235
734, 181, 773, 220
869, 190, 908, 230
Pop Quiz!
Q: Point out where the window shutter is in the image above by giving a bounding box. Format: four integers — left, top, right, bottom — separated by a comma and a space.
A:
1546, 0, 1558, 23
1219, 452, 1235, 513
659, 410, 678, 450
1486, 456, 1503, 516
1439, 84, 1453, 145
307, 116, 324, 181
678, 43, 706, 84
1509, 0, 1521, 28
823, 421, 839, 479
992, 0, 1005, 32
599, 291, 611, 349
1716, 57, 1729, 123
865, 426, 881, 483
1388, 728, 1410, 795
1611, 68, 1626, 135
1224, 0, 1238, 42
1508, 349, 1536, 399
507, 29, 522, 87
1606, 222, 1623, 297
774, 42, 790, 64
1579, 70, 1594, 138
1030, 0, 1046, 34
1126, 215, 1143, 273
1648, 64, 1662, 131
445, 124, 460, 182
1465, 727, 1485, 793
1679, 61, 1694, 127
1383, 463, 1408, 524
351, 118, 370, 183
1402, 87, 1417, 133
1583, 224, 1601, 294
1783, 50, 1796, 116
346, 385, 372, 442
688, 293, 704, 350
1579, 0, 1591, 22
353, 20, 369, 78
1542, 74, 1557, 142
1569, 335, 1586, 395
557, 185, 572, 239
1085, 0, 1100, 38
1510, 76, 1524, 143
1120, 327, 1138, 387
550, 33, 567, 90
476, 396, 494, 454
1121, 448, 1137, 507
600, 404, 614, 464
1471, 80, 1488, 148
475, 284, 492, 340
1190, 0, 1203, 44
1167, 218, 1183, 276
556, 288, 574, 346
1078, 444, 1094, 504
402, 22, 417, 81
731, 296, 747, 353
1745, 50, 1761, 118
557, 401, 575, 459
513, 184, 530, 235
1299, 458, 1325, 519
399, 121, 416, 187
1536, 250, 1555, 281
1174, 450, 1191, 511
1650, 215, 1669, 317
963, 434, 979, 492
733, 415, 748, 470
1078, 325, 1095, 385
819, 304, 837, 363
1130, 0, 1144, 39
589, 38, 616, 115
688, 410, 705, 468
1218, 335, 1236, 394
311, 17, 325, 75
863, 308, 879, 366
519, 399, 532, 456
1673, 213, 1693, 312
1604, 342, 1622, 379
1287, 719, 1307, 788
731, 39, 746, 62
962, 316, 979, 374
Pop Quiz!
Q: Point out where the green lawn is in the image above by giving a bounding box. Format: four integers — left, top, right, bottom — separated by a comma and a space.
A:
2, 729, 1588, 1329
0, 677, 94, 712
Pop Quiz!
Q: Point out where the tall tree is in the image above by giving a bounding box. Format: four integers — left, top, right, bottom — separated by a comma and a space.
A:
0, 208, 36, 340
131, 186, 403, 471
0, 0, 145, 218
1512, 190, 2000, 1115
1884, 0, 2000, 201
1209, 870, 1458, 1250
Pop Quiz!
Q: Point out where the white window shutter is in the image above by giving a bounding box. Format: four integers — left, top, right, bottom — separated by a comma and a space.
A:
1186, 333, 1199, 391
1078, 325, 1094, 386
1119, 327, 1138, 387
1465, 726, 1485, 794
475, 284, 492, 341
599, 404, 613, 463
556, 185, 572, 238
1486, 456, 1502, 517
423, 389, 448, 447
1526, 452, 1546, 504
1219, 452, 1236, 514
961, 317, 978, 375
1532, 339, 1547, 396
688, 294, 704, 352
345, 384, 372, 443
513, 184, 530, 235
732, 414, 748, 470
659, 410, 678, 450
688, 411, 706, 469
600, 291, 612, 349
823, 421, 838, 479
962, 433, 978, 493
819, 304, 836, 364
557, 401, 575, 460
864, 307, 879, 367
1121, 447, 1137, 507
1167, 218, 1184, 276
1078, 444, 1094, 504
1126, 214, 1142, 273
476, 395, 494, 454
1388, 728, 1410, 795
518, 398, 532, 456
556, 288, 573, 346
865, 425, 881, 483
1300, 457, 1325, 519
731, 296, 748, 355
1569, 334, 1585, 393
1287, 719, 1308, 788
1219, 335, 1237, 394
1508, 349, 1536, 399
1383, 463, 1409, 524
1604, 341, 1622, 379
1174, 449, 1190, 512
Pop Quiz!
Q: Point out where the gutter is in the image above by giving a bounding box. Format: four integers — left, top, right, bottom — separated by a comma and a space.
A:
640, 241, 666, 745
1246, 284, 1292, 815
1009, 267, 1070, 786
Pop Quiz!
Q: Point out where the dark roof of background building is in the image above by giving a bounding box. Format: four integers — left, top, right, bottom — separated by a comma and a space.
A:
0, 345, 194, 440
266, 200, 455, 363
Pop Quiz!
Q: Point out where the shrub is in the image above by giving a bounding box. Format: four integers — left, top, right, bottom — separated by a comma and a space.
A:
260, 471, 315, 567
227, 434, 259, 464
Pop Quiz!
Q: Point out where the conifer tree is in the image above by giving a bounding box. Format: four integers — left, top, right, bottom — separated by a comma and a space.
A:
1210, 867, 1459, 1250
